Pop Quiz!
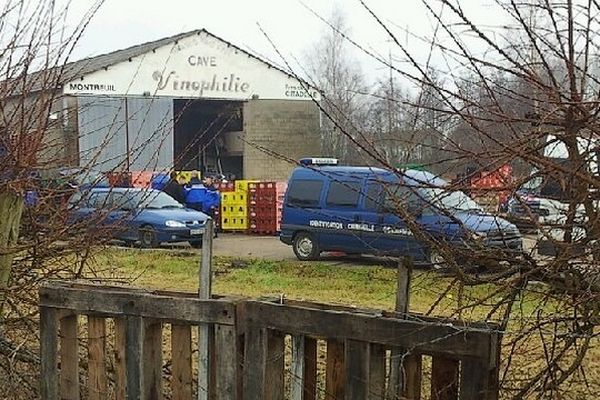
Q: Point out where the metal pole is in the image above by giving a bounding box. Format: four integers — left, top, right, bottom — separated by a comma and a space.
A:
198, 219, 214, 400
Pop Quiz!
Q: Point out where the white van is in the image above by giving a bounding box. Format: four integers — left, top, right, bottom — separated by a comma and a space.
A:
507, 134, 600, 255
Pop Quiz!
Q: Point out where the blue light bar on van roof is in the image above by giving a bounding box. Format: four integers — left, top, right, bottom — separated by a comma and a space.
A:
299, 157, 339, 166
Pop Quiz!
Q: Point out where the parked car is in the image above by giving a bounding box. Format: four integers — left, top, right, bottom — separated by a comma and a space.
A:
280, 158, 522, 264
68, 188, 209, 248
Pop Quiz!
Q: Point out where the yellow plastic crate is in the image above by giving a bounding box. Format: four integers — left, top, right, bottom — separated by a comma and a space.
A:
221, 204, 248, 215
221, 216, 247, 230
234, 180, 258, 193
221, 191, 247, 205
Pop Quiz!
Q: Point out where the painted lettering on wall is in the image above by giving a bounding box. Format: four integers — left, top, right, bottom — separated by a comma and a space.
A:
152, 71, 250, 95
188, 55, 217, 67
68, 83, 116, 92
285, 83, 318, 99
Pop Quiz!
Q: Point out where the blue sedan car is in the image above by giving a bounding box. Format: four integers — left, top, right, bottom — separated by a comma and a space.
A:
68, 188, 209, 248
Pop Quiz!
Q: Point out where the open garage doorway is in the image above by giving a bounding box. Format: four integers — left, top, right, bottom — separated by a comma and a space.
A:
173, 99, 244, 179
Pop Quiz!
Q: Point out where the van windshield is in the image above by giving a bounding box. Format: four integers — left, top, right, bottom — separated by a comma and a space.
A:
420, 188, 482, 212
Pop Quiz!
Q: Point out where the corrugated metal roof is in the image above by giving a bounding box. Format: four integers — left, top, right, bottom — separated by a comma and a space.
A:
17, 29, 302, 95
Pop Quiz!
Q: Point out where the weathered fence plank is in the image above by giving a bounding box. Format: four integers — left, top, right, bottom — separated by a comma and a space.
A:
243, 301, 491, 359
291, 335, 318, 400
402, 353, 422, 400
325, 339, 345, 400
345, 340, 369, 400
215, 324, 237, 400
126, 316, 143, 399
142, 319, 163, 400
40, 306, 59, 400
431, 356, 459, 400
264, 330, 285, 400
172, 324, 193, 400
60, 314, 79, 400
114, 318, 127, 400
368, 344, 386, 400
88, 316, 108, 400
243, 326, 266, 399
39, 282, 234, 325
460, 358, 490, 400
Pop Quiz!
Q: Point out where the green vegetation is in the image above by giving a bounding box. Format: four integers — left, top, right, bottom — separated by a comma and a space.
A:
93, 248, 542, 321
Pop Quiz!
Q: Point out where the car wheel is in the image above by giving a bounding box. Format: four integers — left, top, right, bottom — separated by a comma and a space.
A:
139, 225, 159, 248
293, 232, 320, 261
189, 239, 203, 249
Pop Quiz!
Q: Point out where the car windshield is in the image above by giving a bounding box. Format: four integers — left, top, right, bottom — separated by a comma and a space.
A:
120, 191, 184, 210
80, 171, 109, 187
420, 187, 483, 212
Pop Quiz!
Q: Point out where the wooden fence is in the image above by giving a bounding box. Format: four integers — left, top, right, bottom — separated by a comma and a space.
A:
39, 280, 501, 400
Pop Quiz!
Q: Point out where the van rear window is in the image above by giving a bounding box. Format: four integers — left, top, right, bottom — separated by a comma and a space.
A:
326, 181, 361, 207
287, 180, 323, 207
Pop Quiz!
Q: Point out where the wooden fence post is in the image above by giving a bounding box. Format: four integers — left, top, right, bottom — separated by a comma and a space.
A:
40, 306, 58, 400
198, 219, 214, 400
431, 356, 459, 400
325, 339, 345, 400
126, 316, 143, 400
290, 335, 317, 400
387, 257, 422, 400
114, 318, 127, 400
142, 319, 163, 400
172, 324, 193, 399
88, 316, 108, 400
60, 314, 80, 400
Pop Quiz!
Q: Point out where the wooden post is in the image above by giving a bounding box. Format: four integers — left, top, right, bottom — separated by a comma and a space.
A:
198, 219, 214, 400
325, 339, 345, 400
60, 314, 80, 400
88, 316, 108, 400
40, 306, 59, 400
290, 335, 317, 400
172, 324, 193, 400
368, 344, 386, 400
126, 316, 143, 400
264, 330, 285, 400
345, 340, 369, 400
114, 318, 127, 400
214, 324, 237, 400
142, 319, 163, 400
431, 356, 459, 400
387, 257, 422, 400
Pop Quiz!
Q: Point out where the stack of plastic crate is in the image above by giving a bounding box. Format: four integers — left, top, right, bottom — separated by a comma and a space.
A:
130, 171, 153, 188
220, 180, 254, 231
213, 182, 234, 231
248, 182, 278, 234
275, 181, 288, 232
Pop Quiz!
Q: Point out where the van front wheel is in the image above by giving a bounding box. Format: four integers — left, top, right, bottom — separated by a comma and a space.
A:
293, 232, 320, 261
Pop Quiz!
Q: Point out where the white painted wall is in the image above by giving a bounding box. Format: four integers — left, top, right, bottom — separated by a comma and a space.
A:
63, 31, 320, 101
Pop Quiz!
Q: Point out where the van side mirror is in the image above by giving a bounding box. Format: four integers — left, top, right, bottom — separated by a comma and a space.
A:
406, 202, 423, 217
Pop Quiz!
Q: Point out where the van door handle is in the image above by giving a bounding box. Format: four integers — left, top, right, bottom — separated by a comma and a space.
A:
354, 215, 360, 222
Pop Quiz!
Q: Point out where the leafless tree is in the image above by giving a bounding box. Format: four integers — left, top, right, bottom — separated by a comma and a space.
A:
288, 0, 600, 397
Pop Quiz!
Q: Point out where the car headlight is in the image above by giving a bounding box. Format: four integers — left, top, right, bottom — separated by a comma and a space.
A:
165, 220, 186, 228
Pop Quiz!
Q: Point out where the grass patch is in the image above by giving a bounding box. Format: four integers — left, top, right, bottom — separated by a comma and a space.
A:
91, 248, 542, 319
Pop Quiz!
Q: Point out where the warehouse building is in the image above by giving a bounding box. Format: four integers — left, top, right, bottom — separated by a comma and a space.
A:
30, 29, 322, 181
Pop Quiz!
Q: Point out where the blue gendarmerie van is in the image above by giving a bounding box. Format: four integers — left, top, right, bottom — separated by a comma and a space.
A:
280, 158, 522, 263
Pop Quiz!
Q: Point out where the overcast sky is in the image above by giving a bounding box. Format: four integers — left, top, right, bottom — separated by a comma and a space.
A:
64, 0, 504, 86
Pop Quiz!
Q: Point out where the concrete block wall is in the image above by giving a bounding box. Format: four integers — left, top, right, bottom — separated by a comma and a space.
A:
243, 99, 321, 181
